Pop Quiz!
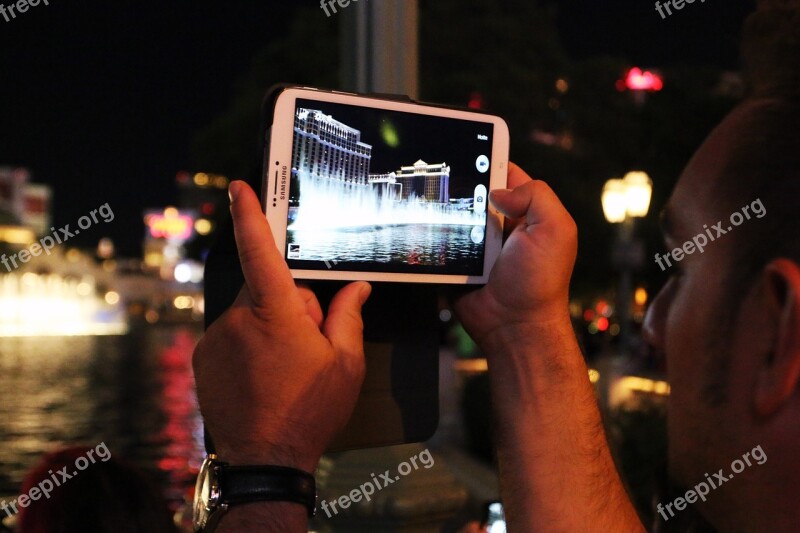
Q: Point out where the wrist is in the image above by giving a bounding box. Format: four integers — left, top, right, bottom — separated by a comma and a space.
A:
478, 305, 574, 355
195, 456, 317, 532
217, 501, 308, 532
476, 307, 590, 425
214, 441, 320, 473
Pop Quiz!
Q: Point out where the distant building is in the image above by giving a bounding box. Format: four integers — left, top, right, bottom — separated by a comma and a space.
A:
293, 109, 372, 185
0, 168, 26, 224
21, 184, 51, 235
368, 172, 402, 198
395, 160, 450, 203
0, 168, 52, 237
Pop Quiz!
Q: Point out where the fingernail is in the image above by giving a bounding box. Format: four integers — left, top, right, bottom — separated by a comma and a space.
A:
359, 282, 372, 304
228, 181, 243, 204
489, 189, 512, 202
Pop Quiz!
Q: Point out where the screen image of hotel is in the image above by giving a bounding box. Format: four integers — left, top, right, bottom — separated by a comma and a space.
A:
293, 108, 372, 185
293, 108, 451, 204
394, 160, 450, 204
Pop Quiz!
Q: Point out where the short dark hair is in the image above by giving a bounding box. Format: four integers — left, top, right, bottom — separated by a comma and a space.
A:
732, 0, 800, 269
701, 1, 800, 406
742, 0, 800, 101
722, 0, 800, 290
719, 100, 800, 285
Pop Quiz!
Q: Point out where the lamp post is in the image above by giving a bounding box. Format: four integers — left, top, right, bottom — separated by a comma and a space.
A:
602, 172, 652, 356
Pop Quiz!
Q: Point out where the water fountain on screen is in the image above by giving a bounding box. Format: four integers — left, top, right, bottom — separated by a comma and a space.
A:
289, 172, 486, 231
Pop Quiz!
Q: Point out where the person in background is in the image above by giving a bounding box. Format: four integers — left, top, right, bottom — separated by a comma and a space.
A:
15, 446, 176, 533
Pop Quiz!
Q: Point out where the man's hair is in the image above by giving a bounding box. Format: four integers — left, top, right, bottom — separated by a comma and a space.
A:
731, 0, 800, 281
702, 1, 800, 406
742, 0, 800, 100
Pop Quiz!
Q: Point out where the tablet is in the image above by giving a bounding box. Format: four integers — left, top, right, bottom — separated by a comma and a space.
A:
264, 87, 509, 284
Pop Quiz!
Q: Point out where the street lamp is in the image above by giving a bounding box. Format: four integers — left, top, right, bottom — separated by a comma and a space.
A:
620, 171, 653, 218
602, 172, 653, 355
601, 179, 628, 223
603, 172, 652, 223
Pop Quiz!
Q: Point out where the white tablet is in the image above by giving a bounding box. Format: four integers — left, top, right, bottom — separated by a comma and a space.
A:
263, 87, 510, 284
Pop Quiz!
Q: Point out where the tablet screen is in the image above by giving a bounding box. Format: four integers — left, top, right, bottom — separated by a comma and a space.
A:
285, 98, 495, 276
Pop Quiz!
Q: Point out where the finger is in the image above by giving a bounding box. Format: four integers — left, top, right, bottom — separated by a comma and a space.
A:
458, 522, 485, 533
489, 180, 567, 228
229, 181, 297, 309
323, 282, 372, 360
297, 286, 324, 327
499, 163, 534, 236
507, 161, 533, 189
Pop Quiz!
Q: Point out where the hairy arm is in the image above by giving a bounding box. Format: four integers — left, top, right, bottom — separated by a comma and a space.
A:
482, 317, 643, 531
456, 164, 643, 531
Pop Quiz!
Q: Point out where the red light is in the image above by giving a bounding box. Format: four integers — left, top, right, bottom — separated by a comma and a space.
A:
468, 91, 484, 109
147, 213, 193, 240
201, 202, 215, 215
622, 67, 663, 92
597, 317, 609, 332
583, 309, 595, 321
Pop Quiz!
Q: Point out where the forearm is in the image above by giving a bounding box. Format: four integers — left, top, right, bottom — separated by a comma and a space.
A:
218, 502, 307, 532
482, 312, 644, 532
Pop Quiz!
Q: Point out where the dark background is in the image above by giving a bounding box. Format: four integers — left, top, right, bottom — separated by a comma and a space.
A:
0, 0, 757, 292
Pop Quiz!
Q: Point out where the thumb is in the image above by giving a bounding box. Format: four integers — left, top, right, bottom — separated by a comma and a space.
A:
489, 180, 568, 228
323, 282, 372, 358
489, 187, 528, 219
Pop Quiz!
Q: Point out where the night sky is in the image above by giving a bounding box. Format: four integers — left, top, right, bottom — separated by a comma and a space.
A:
0, 0, 756, 255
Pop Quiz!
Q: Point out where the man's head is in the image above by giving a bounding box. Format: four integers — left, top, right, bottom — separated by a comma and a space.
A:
643, 3, 800, 529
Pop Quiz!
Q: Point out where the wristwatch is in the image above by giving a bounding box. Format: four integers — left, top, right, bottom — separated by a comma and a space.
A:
192, 454, 317, 532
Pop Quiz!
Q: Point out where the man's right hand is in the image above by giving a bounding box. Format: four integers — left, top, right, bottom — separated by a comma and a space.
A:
452, 164, 644, 532
454, 163, 578, 350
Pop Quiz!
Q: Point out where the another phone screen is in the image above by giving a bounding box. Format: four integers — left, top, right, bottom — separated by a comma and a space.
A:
485, 501, 507, 532
284, 98, 495, 276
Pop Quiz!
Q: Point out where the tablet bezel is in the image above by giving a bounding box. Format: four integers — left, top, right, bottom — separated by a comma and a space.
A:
265, 87, 509, 284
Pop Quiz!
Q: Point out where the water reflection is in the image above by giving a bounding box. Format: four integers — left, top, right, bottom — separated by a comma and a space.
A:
0, 324, 204, 506
289, 223, 484, 266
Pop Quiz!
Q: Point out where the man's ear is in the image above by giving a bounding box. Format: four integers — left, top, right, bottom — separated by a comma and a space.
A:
755, 259, 800, 417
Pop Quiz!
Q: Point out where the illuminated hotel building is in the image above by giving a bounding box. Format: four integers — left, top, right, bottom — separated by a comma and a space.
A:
395, 160, 450, 204
0, 168, 52, 238
293, 109, 372, 184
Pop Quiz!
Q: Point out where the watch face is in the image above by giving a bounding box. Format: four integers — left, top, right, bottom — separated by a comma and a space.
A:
193, 455, 221, 531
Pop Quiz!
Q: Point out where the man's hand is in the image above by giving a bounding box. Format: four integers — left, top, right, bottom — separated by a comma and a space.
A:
455, 163, 577, 348
452, 164, 644, 532
193, 181, 371, 472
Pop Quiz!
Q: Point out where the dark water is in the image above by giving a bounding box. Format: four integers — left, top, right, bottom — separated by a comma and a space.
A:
0, 324, 205, 505
288, 223, 485, 267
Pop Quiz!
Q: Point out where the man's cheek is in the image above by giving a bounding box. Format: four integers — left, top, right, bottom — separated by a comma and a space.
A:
666, 389, 702, 485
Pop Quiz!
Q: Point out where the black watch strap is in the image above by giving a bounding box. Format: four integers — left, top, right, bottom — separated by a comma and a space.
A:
219, 465, 316, 517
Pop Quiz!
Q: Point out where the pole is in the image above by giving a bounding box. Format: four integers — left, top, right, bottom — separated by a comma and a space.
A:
340, 0, 419, 98
617, 219, 634, 356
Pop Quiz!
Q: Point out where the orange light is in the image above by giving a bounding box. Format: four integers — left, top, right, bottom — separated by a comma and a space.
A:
635, 287, 648, 306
